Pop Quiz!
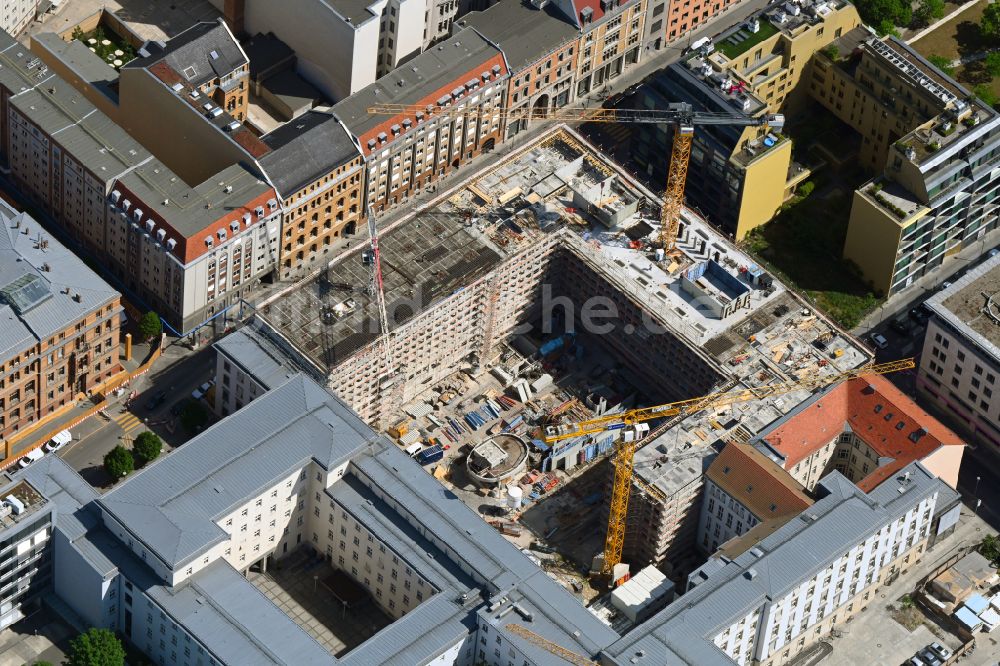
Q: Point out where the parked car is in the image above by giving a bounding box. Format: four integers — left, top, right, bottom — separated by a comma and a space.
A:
940, 280, 953, 290
909, 305, 931, 323
870, 333, 889, 350
917, 649, 943, 666
43, 430, 72, 453
926, 642, 952, 660
191, 380, 214, 401
990, 248, 999, 258
529, 541, 556, 554
144, 390, 167, 411
890, 317, 913, 335
18, 448, 44, 469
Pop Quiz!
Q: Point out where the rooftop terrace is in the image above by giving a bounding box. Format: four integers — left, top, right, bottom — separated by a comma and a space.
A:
929, 252, 1000, 360
0, 479, 47, 530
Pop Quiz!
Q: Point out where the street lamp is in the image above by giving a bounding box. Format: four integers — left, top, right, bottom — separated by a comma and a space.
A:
976, 499, 982, 516
976, 475, 982, 499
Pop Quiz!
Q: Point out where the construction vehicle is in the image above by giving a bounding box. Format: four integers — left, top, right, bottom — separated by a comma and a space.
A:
541, 358, 915, 579
366, 103, 783, 252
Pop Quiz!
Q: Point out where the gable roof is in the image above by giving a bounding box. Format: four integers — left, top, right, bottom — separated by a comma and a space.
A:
127, 20, 247, 88
98, 375, 375, 569
706, 442, 812, 520
758, 375, 963, 491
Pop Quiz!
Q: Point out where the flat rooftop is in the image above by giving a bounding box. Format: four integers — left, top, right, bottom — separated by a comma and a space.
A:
262, 126, 868, 384
261, 210, 513, 368
928, 252, 1000, 362
0, 479, 47, 530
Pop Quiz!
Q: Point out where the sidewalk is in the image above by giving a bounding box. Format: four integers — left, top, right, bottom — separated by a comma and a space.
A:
853, 227, 1000, 336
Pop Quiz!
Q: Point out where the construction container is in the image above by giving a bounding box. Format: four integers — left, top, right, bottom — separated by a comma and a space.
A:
416, 444, 444, 465
491, 520, 523, 537
531, 374, 554, 393
399, 430, 421, 446
388, 421, 409, 440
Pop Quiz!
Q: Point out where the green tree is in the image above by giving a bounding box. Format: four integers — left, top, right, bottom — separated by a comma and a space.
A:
984, 3, 1000, 42
856, 0, 911, 33
66, 628, 125, 666
797, 181, 815, 198
982, 534, 1000, 565
928, 54, 954, 76
133, 431, 162, 465
914, 0, 945, 25
986, 52, 1000, 77
181, 401, 209, 433
973, 83, 998, 107
138, 311, 162, 342
823, 44, 839, 60
103, 445, 134, 480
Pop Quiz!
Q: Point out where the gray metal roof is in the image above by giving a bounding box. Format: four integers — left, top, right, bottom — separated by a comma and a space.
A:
127, 20, 247, 88
259, 112, 361, 198
214, 327, 302, 389
603, 462, 959, 665
463, 1, 578, 71
0, 201, 120, 359
99, 375, 377, 569
331, 28, 503, 141
7, 82, 151, 184
0, 30, 50, 97
31, 33, 120, 103
114, 160, 274, 240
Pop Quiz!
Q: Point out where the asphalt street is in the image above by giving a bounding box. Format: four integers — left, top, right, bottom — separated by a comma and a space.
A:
58, 345, 217, 488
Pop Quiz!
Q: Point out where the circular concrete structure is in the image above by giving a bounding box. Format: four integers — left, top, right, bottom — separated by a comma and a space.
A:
466, 434, 529, 487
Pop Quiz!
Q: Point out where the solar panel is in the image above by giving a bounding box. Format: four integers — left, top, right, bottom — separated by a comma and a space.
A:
0, 273, 52, 314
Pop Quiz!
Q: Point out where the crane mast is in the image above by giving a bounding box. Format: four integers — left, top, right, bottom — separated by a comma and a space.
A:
545, 358, 915, 578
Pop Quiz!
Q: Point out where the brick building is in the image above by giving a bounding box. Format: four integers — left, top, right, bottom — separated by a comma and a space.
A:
0, 200, 121, 445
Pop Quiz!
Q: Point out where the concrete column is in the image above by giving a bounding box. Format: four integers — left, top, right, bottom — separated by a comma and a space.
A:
124, 333, 132, 362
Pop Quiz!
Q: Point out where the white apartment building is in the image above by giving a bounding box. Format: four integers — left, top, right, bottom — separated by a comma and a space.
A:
1, 0, 41, 37
211, 0, 424, 101
17, 373, 617, 665
0, 478, 52, 631
603, 463, 960, 666
919, 252, 1000, 450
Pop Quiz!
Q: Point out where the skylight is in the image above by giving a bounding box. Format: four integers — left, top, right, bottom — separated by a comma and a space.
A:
0, 273, 52, 314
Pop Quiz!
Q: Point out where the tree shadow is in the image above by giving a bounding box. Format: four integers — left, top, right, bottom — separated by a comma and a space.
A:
960, 61, 992, 85
954, 20, 987, 57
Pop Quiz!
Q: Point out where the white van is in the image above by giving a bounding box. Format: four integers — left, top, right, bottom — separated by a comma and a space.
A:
44, 430, 72, 453
404, 442, 425, 457
18, 448, 44, 469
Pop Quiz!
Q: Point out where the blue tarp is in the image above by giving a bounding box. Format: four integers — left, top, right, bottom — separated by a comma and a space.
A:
530, 439, 550, 452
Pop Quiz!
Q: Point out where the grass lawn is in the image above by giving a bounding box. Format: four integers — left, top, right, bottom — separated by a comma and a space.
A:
743, 189, 880, 329
716, 19, 779, 59
910, 0, 989, 61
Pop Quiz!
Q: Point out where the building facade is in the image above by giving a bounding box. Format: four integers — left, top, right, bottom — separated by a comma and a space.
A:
918, 253, 1000, 449
631, 0, 859, 239
812, 35, 1000, 296
332, 28, 508, 215
1, 0, 41, 38
697, 442, 812, 554
0, 201, 122, 446
259, 112, 366, 278
0, 478, 53, 631
603, 462, 961, 666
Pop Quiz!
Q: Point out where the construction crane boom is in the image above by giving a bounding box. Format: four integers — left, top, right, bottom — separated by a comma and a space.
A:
543, 358, 915, 579
506, 624, 598, 666
366, 101, 783, 251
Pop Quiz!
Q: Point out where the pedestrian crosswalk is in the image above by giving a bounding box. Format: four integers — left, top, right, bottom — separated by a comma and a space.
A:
115, 412, 143, 438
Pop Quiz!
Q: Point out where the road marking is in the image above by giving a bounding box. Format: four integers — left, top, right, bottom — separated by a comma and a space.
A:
115, 413, 143, 436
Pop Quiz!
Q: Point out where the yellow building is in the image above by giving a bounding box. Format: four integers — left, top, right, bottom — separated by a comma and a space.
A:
813, 34, 1000, 295
633, 0, 859, 240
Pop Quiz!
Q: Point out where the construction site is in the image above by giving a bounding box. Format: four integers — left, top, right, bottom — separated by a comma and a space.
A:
256, 125, 872, 596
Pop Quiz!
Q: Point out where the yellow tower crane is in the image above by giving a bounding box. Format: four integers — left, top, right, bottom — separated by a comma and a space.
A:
366, 103, 784, 251
506, 624, 598, 666
542, 357, 916, 579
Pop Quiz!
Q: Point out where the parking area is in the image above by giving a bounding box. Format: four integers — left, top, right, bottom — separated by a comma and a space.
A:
802, 505, 991, 666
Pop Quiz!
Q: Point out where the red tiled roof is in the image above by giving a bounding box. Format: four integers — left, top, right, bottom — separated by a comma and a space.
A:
705, 442, 812, 520
762, 375, 963, 491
